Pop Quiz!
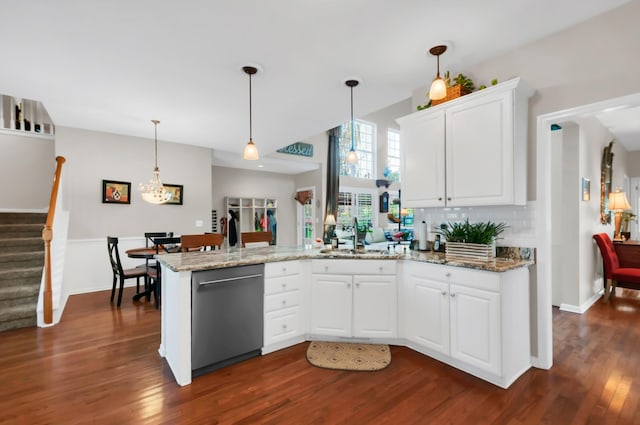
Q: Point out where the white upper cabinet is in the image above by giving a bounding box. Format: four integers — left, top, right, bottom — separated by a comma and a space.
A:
397, 78, 533, 208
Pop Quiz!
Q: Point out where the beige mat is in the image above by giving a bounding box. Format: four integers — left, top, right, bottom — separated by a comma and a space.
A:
306, 341, 391, 371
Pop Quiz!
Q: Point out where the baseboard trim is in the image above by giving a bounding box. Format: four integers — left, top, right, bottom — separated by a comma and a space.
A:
559, 290, 603, 314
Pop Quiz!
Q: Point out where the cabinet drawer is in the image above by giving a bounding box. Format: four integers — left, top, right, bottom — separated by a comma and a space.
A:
265, 273, 302, 295
265, 307, 303, 344
312, 259, 397, 275
265, 290, 301, 312
265, 260, 302, 278
410, 262, 500, 292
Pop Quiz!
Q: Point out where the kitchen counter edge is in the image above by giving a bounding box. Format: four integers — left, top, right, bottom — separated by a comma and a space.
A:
156, 246, 534, 273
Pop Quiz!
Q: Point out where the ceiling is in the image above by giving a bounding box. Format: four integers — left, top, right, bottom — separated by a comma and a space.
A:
0, 0, 631, 169
596, 106, 640, 152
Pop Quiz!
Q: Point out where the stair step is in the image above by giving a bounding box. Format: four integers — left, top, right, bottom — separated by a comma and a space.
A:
0, 315, 37, 332
0, 284, 40, 300
0, 237, 43, 254
0, 212, 47, 225
0, 304, 37, 325
0, 223, 44, 239
0, 267, 43, 287
0, 251, 44, 269
0, 294, 39, 309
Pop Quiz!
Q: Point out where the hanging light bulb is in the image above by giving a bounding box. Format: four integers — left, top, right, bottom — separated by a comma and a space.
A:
243, 66, 259, 160
428, 45, 448, 101
139, 120, 172, 204
345, 79, 359, 164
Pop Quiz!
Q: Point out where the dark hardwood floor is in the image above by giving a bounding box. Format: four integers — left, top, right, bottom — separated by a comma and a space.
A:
2, 287, 640, 424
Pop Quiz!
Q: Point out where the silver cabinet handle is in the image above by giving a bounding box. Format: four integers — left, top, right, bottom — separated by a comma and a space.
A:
438, 197, 443, 201
347, 283, 352, 288
379, 266, 383, 272
282, 283, 287, 289
450, 293, 456, 298
282, 324, 287, 329
282, 300, 286, 305
441, 291, 447, 296
445, 272, 451, 277
356, 283, 360, 288
324, 266, 329, 272
282, 267, 287, 273
448, 197, 452, 201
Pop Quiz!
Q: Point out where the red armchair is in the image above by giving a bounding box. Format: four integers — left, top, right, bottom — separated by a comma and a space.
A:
593, 233, 640, 302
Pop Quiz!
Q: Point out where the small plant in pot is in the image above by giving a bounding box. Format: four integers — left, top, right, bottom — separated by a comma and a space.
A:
438, 219, 508, 260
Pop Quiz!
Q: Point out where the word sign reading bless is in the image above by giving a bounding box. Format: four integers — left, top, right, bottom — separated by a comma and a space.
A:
277, 142, 313, 157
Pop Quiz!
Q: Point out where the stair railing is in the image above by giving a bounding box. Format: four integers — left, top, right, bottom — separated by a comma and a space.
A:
42, 156, 65, 324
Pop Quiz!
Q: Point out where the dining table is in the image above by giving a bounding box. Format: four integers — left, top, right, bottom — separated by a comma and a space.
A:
126, 236, 182, 303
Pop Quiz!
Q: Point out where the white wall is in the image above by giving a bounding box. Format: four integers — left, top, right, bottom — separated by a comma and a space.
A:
0, 132, 55, 210
56, 127, 213, 239
211, 166, 297, 246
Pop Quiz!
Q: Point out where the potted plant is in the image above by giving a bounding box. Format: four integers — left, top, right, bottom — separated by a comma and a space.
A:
437, 219, 508, 261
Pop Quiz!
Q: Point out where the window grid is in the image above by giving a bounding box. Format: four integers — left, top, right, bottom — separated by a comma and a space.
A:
387, 129, 401, 182
338, 188, 376, 229
339, 120, 376, 179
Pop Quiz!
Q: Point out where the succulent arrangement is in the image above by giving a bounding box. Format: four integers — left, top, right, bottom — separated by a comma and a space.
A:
437, 219, 508, 245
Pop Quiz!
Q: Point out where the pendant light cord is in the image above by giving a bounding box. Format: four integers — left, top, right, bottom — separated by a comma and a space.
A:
350, 85, 355, 150
153, 120, 159, 170
249, 72, 253, 141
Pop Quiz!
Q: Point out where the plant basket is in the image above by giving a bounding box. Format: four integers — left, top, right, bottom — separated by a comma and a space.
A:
431, 85, 471, 106
445, 241, 495, 262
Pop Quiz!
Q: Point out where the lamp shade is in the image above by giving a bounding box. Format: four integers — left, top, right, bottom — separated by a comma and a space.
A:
243, 139, 259, 160
324, 213, 336, 226
429, 78, 447, 100
609, 188, 631, 211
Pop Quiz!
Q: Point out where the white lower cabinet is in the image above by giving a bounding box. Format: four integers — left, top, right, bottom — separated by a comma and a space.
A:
263, 260, 307, 353
310, 260, 397, 338
404, 261, 529, 388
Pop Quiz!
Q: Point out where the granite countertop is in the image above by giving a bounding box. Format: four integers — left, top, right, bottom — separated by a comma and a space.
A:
156, 245, 534, 273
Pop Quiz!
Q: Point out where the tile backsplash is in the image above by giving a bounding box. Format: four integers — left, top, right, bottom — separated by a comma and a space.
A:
412, 201, 537, 247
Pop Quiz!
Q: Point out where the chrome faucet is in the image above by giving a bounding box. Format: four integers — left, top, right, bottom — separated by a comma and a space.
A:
352, 217, 359, 252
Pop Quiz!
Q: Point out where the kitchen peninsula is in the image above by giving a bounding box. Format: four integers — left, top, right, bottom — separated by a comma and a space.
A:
156, 245, 533, 388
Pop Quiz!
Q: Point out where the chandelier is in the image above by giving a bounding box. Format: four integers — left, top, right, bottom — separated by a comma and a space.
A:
139, 119, 172, 204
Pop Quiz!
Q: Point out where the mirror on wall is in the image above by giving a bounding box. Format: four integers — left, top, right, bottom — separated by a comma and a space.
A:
600, 140, 615, 224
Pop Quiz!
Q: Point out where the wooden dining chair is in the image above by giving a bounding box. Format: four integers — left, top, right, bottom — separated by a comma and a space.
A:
107, 237, 147, 307
593, 233, 640, 302
181, 233, 224, 252
241, 231, 272, 248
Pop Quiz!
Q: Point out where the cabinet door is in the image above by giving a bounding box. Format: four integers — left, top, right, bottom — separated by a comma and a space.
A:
449, 283, 501, 375
445, 90, 514, 206
353, 275, 397, 338
400, 109, 446, 207
310, 274, 352, 337
407, 273, 450, 355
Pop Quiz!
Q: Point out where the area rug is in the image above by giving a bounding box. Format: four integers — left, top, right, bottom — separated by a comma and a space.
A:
306, 341, 391, 371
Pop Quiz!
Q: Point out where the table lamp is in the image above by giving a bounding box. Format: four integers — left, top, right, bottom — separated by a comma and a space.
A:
609, 187, 631, 241
324, 213, 336, 244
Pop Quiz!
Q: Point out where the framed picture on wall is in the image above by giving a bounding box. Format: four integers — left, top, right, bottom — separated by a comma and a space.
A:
102, 180, 131, 204
163, 184, 183, 205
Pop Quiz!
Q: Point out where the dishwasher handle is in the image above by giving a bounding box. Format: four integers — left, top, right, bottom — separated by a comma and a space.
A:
198, 273, 263, 286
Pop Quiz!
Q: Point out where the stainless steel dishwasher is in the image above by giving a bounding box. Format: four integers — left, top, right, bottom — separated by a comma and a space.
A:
191, 264, 264, 377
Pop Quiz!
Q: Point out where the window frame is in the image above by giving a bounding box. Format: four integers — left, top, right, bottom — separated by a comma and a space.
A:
339, 119, 376, 180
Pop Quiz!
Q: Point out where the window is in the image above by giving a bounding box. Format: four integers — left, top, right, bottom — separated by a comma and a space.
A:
339, 120, 375, 179
386, 129, 400, 182
337, 187, 376, 229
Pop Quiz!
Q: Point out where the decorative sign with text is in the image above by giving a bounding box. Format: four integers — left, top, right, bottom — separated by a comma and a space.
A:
277, 142, 313, 157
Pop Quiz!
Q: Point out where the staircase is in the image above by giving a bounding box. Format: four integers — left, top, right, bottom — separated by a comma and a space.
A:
0, 212, 46, 332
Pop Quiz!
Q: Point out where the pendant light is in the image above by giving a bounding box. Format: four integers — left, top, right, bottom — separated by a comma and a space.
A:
139, 120, 172, 204
428, 45, 447, 101
345, 79, 359, 164
243, 66, 259, 160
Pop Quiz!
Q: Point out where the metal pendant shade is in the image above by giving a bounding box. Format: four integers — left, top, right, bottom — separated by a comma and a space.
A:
346, 79, 359, 164
139, 120, 172, 204
243, 66, 259, 160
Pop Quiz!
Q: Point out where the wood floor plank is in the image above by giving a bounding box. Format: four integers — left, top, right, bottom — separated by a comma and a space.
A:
3, 287, 640, 424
